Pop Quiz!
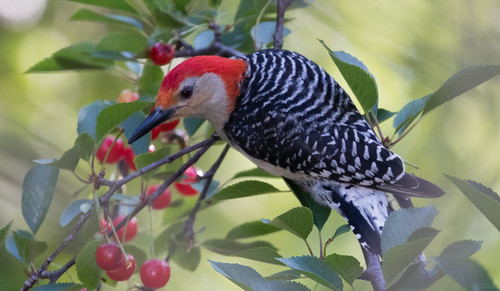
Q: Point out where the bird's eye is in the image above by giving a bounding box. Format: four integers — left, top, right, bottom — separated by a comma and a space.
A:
180, 86, 193, 99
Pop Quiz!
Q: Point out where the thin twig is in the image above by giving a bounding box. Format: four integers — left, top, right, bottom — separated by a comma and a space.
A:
40, 255, 77, 283
183, 144, 230, 251
273, 0, 293, 49
21, 135, 220, 291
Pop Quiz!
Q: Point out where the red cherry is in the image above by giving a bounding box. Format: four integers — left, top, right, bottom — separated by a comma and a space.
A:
122, 147, 137, 171
183, 166, 199, 183
140, 259, 171, 289
113, 215, 138, 242
95, 243, 123, 271
151, 120, 180, 140
146, 185, 172, 210
106, 254, 136, 281
98, 218, 110, 234
96, 136, 124, 164
117, 89, 139, 103
149, 42, 175, 66
174, 182, 198, 196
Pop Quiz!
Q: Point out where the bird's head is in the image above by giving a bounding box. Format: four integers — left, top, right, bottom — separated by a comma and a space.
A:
129, 55, 247, 143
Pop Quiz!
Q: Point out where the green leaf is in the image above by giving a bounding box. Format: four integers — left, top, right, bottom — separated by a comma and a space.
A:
75, 133, 95, 162
0, 221, 12, 249
264, 207, 313, 240
445, 175, 500, 231
251, 21, 290, 49
225, 220, 281, 240
434, 256, 498, 291
96, 31, 147, 54
133, 147, 170, 178
440, 240, 483, 258
284, 178, 331, 231
22, 165, 60, 234
95, 101, 150, 142
60, 199, 94, 227
154, 221, 184, 255
77, 100, 109, 140
211, 180, 281, 200
27, 43, 113, 73
325, 253, 363, 286
381, 206, 438, 256
376, 108, 396, 123
194, 30, 215, 49
66, 0, 138, 14
209, 260, 310, 291
5, 230, 47, 265
192, 179, 220, 199
231, 168, 276, 180
277, 256, 343, 290
392, 94, 430, 135
331, 224, 351, 240
266, 269, 303, 281
183, 117, 206, 137
121, 111, 151, 154
32, 283, 82, 291
422, 65, 500, 115
382, 227, 439, 287
233, 247, 283, 265
203, 239, 276, 256
70, 9, 143, 30
138, 61, 164, 98
171, 244, 201, 271
76, 240, 102, 290
321, 40, 378, 114
46, 146, 80, 171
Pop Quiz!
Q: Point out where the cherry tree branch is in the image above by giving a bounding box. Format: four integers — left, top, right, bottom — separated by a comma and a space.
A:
360, 249, 386, 291
273, 0, 293, 49
21, 135, 220, 290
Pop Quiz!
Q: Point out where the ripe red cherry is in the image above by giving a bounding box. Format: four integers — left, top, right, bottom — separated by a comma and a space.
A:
140, 259, 171, 289
106, 254, 136, 281
96, 136, 124, 164
122, 147, 137, 171
174, 182, 198, 196
98, 218, 110, 234
174, 166, 201, 196
151, 120, 180, 140
117, 89, 139, 103
113, 215, 138, 242
146, 185, 172, 210
95, 243, 122, 271
149, 42, 175, 66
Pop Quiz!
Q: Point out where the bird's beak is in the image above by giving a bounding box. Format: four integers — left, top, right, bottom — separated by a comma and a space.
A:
128, 106, 176, 144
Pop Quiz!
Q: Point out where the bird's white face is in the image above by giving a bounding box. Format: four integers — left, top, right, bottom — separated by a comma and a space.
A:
169, 73, 233, 133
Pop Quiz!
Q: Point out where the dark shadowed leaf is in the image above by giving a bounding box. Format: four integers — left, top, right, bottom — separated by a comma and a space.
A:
76, 240, 102, 290
211, 180, 281, 200
22, 165, 59, 234
96, 101, 150, 142
266, 269, 303, 281
225, 220, 281, 240
0, 221, 12, 249
183, 117, 206, 136
5, 230, 47, 265
284, 178, 331, 231
376, 108, 396, 123
321, 40, 378, 114
60, 199, 94, 227
209, 260, 310, 291
381, 206, 437, 256
77, 100, 109, 140
422, 65, 500, 115
66, 0, 138, 14
74, 133, 95, 162
231, 168, 276, 180
264, 207, 313, 240
121, 111, 151, 154
434, 256, 498, 291
233, 247, 284, 265
277, 256, 343, 290
331, 224, 351, 241
203, 239, 276, 256
446, 175, 500, 231
32, 283, 82, 291
325, 253, 363, 286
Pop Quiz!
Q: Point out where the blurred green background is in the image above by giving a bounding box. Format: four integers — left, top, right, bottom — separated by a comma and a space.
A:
0, 0, 499, 290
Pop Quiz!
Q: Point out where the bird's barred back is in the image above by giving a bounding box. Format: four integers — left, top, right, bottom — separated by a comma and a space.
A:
225, 49, 405, 187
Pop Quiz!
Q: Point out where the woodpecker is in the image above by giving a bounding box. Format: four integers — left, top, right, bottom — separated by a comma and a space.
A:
129, 49, 444, 255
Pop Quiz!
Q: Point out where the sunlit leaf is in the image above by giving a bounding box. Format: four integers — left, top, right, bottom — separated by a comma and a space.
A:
211, 180, 281, 200
203, 239, 276, 256
251, 21, 290, 49
95, 101, 150, 142
225, 220, 281, 240
138, 61, 164, 98
321, 40, 378, 114
233, 247, 284, 265
76, 240, 102, 290
446, 175, 500, 231
71, 9, 143, 30
325, 253, 363, 286
392, 95, 430, 136
277, 256, 343, 290
440, 240, 482, 258
231, 168, 276, 180
264, 207, 313, 240
22, 165, 59, 234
